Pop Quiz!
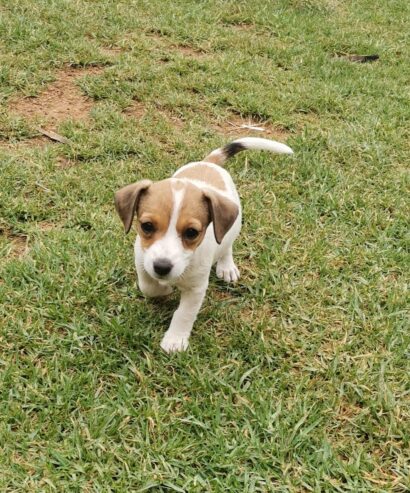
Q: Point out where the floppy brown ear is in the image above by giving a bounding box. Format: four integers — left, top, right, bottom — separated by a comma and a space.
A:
114, 180, 152, 233
203, 190, 239, 244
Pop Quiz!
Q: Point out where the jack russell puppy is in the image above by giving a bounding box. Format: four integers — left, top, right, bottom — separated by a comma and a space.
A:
115, 137, 293, 353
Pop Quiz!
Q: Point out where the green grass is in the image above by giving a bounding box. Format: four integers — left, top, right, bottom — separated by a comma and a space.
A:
1, 0, 409, 491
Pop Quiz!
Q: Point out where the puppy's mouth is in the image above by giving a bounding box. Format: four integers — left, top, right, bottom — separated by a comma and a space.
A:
152, 270, 170, 279
156, 276, 171, 285
154, 273, 182, 287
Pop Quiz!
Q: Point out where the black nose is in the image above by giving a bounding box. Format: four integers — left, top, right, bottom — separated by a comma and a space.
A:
153, 258, 173, 276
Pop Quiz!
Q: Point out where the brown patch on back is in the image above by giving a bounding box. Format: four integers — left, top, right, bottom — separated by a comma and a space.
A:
137, 180, 174, 249
176, 183, 210, 251
202, 151, 225, 166
9, 66, 104, 128
174, 164, 226, 190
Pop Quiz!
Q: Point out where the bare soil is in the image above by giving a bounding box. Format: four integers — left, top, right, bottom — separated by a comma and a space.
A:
9, 66, 104, 127
123, 101, 146, 119
1, 231, 28, 259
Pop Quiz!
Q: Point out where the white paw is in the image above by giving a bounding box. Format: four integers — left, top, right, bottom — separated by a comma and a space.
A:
216, 259, 240, 283
160, 332, 189, 353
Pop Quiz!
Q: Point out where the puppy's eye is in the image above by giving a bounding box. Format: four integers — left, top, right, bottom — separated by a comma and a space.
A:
184, 228, 199, 240
141, 222, 155, 234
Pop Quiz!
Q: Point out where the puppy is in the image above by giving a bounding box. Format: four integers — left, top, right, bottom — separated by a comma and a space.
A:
115, 137, 293, 353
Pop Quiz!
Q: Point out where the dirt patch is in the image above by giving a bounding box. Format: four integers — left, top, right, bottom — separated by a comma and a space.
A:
123, 101, 146, 119
160, 109, 185, 129
37, 221, 55, 231
0, 136, 49, 150
123, 103, 185, 131
143, 31, 208, 60
1, 230, 28, 259
9, 235, 28, 258
240, 302, 278, 324
213, 114, 291, 140
56, 156, 76, 169
223, 21, 255, 31
171, 45, 208, 59
9, 66, 104, 129
337, 401, 365, 421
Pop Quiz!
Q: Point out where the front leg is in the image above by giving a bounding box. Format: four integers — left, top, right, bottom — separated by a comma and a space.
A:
216, 246, 240, 282
160, 284, 208, 353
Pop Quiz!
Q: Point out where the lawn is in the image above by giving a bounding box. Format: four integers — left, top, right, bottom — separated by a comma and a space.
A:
0, 0, 409, 491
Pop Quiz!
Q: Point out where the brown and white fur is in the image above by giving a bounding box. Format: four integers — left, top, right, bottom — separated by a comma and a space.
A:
115, 137, 293, 353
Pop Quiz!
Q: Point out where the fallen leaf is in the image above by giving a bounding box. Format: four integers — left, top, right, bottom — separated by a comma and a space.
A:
37, 128, 71, 144
337, 53, 379, 63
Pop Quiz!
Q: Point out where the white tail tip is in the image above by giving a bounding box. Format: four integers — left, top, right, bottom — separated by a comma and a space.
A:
233, 137, 294, 155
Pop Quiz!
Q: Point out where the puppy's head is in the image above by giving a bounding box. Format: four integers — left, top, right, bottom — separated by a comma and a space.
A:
115, 178, 238, 282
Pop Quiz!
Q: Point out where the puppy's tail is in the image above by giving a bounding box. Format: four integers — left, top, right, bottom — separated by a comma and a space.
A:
203, 137, 293, 166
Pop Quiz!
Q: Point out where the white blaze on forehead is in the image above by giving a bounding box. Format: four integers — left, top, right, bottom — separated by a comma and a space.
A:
167, 181, 186, 235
